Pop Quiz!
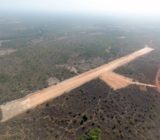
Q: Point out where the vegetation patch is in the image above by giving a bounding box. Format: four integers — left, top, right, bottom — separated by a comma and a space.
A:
0, 73, 9, 83
79, 128, 102, 140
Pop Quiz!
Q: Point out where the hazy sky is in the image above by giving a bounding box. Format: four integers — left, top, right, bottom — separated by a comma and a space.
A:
1, 0, 160, 16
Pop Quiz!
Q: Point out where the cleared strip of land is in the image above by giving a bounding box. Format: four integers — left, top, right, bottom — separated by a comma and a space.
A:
156, 69, 160, 92
0, 47, 154, 122
100, 71, 156, 90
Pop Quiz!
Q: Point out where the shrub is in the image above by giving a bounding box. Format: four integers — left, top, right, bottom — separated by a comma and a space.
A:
79, 128, 102, 140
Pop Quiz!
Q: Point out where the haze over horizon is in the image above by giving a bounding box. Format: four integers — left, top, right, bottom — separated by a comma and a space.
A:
1, 0, 160, 17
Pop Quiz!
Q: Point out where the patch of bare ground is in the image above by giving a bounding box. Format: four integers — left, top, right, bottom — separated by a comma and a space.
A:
31, 38, 44, 45
155, 69, 160, 92
47, 77, 60, 86
100, 72, 133, 90
76, 57, 105, 72
0, 49, 16, 56
100, 72, 156, 90
56, 64, 78, 74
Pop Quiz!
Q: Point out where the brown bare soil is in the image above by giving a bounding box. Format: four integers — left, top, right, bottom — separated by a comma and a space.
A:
47, 77, 60, 86
100, 71, 133, 90
155, 69, 160, 92
100, 71, 156, 90
100, 72, 133, 90
0, 47, 154, 122
0, 49, 16, 56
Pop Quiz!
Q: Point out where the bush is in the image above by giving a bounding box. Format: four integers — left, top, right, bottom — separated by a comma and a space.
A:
79, 128, 102, 140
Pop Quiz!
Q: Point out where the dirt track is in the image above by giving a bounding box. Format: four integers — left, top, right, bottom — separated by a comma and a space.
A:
0, 46, 154, 122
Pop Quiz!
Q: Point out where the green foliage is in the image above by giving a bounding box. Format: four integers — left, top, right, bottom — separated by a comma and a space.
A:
0, 73, 9, 83
79, 128, 102, 140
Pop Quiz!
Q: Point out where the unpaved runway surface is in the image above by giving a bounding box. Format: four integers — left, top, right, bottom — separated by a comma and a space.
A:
100, 71, 156, 90
0, 47, 154, 122
156, 69, 160, 91
100, 71, 133, 90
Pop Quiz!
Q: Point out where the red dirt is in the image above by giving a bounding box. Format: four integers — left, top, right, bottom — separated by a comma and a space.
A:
100, 71, 156, 90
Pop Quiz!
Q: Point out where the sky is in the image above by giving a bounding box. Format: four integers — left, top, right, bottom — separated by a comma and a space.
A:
1, 0, 160, 16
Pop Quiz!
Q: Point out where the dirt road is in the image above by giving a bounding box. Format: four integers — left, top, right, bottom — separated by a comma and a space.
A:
0, 46, 154, 122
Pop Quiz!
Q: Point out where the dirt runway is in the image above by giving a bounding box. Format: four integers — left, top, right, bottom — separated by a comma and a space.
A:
156, 69, 160, 92
100, 71, 156, 90
0, 46, 154, 122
